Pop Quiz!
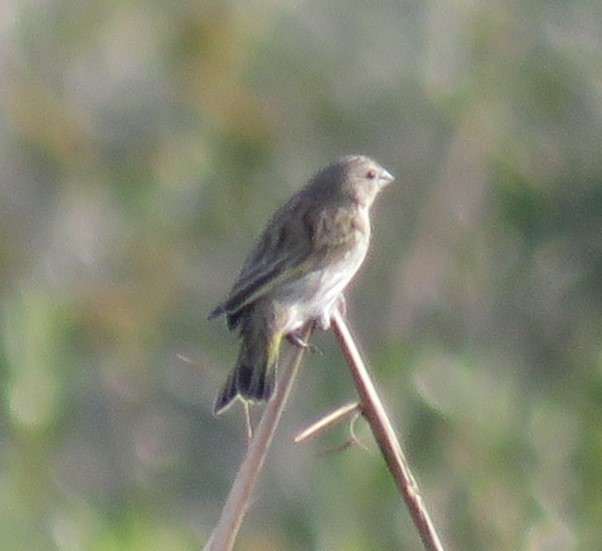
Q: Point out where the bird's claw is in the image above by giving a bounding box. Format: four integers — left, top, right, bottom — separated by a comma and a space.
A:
287, 332, 322, 354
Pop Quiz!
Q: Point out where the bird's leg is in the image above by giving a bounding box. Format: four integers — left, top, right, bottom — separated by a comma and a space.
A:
318, 294, 347, 331
287, 330, 322, 354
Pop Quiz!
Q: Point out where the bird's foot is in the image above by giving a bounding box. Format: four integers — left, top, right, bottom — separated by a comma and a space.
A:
287, 332, 322, 354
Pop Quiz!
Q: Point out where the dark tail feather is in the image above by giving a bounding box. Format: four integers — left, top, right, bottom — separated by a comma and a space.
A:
208, 303, 245, 331
213, 369, 238, 414
208, 304, 225, 321
213, 336, 278, 415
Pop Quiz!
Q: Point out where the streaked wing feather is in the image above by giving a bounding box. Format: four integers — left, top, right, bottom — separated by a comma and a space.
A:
218, 196, 314, 314
213, 198, 360, 318
221, 260, 307, 315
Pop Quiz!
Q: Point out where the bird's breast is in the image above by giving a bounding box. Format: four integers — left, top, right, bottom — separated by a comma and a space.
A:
272, 235, 369, 333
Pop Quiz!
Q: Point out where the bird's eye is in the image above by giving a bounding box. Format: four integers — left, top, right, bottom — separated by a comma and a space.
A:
366, 170, 377, 180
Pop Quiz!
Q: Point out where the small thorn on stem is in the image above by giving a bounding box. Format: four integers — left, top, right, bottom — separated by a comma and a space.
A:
317, 439, 355, 458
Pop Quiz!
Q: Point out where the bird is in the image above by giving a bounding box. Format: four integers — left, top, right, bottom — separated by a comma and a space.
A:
209, 154, 394, 414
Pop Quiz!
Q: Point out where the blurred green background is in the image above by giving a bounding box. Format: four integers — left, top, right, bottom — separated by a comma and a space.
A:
1, 1, 601, 550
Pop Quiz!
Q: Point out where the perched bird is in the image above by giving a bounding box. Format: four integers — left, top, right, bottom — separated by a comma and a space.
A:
209, 155, 394, 414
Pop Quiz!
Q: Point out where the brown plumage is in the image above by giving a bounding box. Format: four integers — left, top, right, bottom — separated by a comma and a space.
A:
209, 155, 394, 414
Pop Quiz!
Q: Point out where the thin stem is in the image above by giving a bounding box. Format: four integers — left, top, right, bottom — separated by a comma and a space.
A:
205, 323, 314, 551
331, 309, 445, 551
293, 401, 360, 444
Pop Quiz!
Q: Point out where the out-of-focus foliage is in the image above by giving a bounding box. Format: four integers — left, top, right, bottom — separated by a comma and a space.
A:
1, 0, 601, 549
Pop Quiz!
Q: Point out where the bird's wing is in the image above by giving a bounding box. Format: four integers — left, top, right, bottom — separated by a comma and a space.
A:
209, 198, 357, 320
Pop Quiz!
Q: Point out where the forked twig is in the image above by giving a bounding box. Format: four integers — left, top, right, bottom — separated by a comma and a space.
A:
204, 323, 314, 551
207, 309, 444, 551
331, 309, 445, 551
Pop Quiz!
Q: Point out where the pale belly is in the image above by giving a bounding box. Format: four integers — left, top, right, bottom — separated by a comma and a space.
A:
272, 244, 369, 332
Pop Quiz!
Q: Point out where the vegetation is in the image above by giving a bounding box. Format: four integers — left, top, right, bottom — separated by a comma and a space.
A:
1, 1, 601, 549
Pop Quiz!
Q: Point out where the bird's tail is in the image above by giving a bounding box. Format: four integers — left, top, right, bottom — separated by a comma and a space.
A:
213, 321, 282, 415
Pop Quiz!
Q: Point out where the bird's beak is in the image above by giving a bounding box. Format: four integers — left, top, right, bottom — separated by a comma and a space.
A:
380, 168, 395, 187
